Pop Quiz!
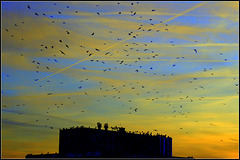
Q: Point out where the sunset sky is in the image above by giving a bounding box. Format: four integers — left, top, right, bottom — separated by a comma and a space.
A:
1, 1, 239, 158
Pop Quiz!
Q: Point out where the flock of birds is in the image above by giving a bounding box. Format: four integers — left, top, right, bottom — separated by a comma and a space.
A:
3, 2, 239, 137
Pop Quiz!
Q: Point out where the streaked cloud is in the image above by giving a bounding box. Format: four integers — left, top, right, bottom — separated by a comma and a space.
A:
2, 1, 239, 159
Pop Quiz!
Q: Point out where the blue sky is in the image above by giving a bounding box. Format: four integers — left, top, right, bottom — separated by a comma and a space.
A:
2, 1, 239, 158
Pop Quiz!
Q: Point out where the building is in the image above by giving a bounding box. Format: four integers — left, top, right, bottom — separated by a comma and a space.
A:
26, 123, 173, 158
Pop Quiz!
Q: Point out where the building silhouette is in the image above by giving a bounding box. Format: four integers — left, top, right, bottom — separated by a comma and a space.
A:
25, 122, 185, 158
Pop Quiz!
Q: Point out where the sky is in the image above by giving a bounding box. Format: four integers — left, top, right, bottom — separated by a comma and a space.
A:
1, 1, 239, 158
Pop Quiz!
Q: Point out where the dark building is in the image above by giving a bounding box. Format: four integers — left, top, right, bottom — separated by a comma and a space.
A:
26, 123, 174, 158
59, 126, 172, 158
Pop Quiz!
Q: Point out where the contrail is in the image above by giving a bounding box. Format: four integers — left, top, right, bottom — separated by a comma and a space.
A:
162, 2, 208, 24
35, 2, 208, 83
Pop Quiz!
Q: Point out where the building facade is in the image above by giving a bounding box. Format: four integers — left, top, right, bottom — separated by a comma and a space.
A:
58, 126, 172, 158
26, 125, 173, 158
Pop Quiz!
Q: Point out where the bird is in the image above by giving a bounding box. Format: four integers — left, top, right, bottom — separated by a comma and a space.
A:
60, 50, 65, 55
34, 12, 39, 16
194, 49, 197, 53
199, 86, 204, 89
27, 5, 31, 9
66, 31, 70, 34
92, 32, 94, 35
